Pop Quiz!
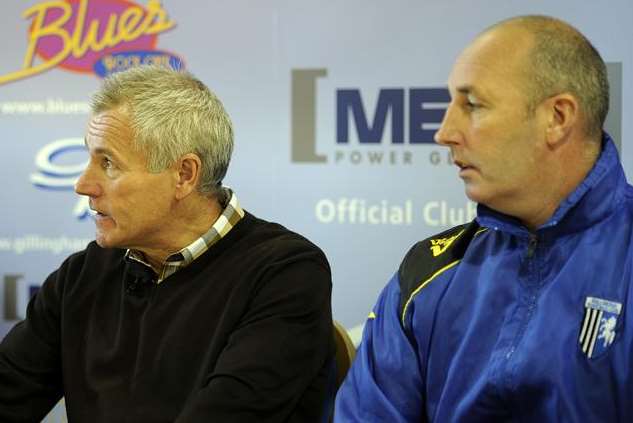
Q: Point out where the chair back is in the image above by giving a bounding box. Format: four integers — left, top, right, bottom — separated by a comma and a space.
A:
333, 321, 356, 388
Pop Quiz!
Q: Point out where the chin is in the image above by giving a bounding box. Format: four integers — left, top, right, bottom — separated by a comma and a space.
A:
466, 193, 500, 214
94, 232, 123, 249
464, 185, 484, 204
94, 237, 111, 249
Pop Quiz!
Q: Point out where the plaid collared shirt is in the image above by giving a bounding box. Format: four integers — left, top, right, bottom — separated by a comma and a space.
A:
126, 188, 244, 283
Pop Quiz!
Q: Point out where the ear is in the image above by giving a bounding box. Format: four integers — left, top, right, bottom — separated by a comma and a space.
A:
543, 93, 579, 147
174, 153, 202, 200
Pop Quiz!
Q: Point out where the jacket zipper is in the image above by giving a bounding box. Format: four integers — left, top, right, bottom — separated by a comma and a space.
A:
526, 234, 538, 258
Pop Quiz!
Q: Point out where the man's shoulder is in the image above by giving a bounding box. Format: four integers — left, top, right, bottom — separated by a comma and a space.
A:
38, 241, 126, 300
398, 221, 482, 320
237, 212, 329, 266
58, 241, 126, 275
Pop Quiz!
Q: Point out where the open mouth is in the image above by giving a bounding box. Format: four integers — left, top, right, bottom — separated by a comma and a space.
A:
454, 160, 471, 170
89, 207, 108, 219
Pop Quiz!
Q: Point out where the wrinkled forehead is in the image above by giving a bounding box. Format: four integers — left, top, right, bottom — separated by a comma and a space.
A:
86, 110, 132, 142
84, 108, 142, 159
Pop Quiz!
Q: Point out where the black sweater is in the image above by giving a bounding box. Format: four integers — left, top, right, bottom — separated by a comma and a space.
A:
0, 212, 334, 422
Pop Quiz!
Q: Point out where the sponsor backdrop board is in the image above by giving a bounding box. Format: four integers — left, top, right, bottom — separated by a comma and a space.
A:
0, 1, 631, 420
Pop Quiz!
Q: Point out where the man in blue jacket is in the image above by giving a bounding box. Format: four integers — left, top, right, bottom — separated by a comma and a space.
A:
335, 15, 632, 422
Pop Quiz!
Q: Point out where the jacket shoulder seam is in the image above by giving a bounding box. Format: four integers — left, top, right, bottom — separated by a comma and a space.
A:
398, 221, 483, 327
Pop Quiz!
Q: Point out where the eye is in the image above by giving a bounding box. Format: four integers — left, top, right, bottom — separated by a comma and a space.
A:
464, 94, 482, 110
101, 157, 113, 170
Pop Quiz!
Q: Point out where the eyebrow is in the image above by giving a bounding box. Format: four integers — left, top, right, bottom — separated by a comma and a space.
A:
84, 137, 119, 159
455, 85, 477, 96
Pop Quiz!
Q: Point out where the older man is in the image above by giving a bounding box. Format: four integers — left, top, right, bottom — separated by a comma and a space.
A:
0, 66, 333, 422
336, 15, 632, 422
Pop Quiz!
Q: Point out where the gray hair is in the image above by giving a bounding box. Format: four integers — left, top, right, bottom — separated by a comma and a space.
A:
488, 15, 609, 139
91, 65, 233, 197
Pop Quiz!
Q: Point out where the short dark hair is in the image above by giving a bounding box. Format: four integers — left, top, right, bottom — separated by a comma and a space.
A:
489, 15, 609, 139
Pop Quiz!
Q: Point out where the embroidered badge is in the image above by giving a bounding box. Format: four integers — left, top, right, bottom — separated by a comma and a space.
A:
579, 297, 622, 358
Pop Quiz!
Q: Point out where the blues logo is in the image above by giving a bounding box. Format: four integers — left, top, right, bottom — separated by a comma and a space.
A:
579, 296, 622, 358
0, 0, 183, 86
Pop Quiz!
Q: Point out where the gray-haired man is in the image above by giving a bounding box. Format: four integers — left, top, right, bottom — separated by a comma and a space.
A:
0, 66, 334, 423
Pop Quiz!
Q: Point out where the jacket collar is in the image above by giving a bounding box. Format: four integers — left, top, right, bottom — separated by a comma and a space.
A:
477, 133, 627, 236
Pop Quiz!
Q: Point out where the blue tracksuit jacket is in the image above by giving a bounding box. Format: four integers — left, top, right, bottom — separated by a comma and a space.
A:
335, 135, 633, 422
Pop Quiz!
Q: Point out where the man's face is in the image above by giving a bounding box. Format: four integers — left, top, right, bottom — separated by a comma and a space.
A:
434, 28, 549, 215
75, 109, 178, 251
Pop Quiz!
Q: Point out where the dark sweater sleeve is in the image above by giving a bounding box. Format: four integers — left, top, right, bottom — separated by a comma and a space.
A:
175, 254, 333, 423
0, 266, 65, 422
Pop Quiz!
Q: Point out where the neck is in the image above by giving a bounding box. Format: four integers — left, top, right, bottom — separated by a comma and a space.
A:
138, 194, 223, 270
521, 137, 601, 231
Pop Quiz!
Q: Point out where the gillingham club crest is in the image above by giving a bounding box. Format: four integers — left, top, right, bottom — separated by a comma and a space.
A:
579, 296, 622, 358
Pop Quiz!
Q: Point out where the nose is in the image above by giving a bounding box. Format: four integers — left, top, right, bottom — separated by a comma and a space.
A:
434, 103, 462, 146
74, 163, 102, 197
